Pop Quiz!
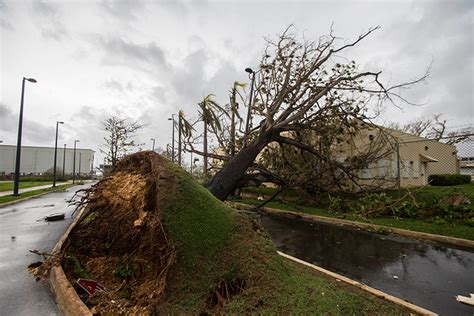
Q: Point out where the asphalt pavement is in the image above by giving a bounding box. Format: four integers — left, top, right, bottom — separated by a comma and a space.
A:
0, 184, 91, 316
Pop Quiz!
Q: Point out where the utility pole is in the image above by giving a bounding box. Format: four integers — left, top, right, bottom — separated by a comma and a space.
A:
151, 138, 156, 151
168, 114, 177, 162
53, 121, 64, 187
178, 112, 182, 166
13, 77, 37, 196
62, 144, 66, 180
243, 67, 256, 146
73, 140, 79, 184
78, 152, 82, 181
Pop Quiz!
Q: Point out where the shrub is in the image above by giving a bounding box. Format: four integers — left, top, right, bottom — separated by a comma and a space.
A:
428, 174, 471, 186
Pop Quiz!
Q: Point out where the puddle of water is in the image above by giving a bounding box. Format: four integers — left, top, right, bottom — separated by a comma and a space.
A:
258, 214, 474, 315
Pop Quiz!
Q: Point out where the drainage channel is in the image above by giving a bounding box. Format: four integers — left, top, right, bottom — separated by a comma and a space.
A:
257, 214, 474, 315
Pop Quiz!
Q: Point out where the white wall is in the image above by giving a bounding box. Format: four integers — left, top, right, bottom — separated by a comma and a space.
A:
0, 145, 94, 175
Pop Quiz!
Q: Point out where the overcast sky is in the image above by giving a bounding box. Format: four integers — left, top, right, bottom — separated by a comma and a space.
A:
1, 0, 472, 166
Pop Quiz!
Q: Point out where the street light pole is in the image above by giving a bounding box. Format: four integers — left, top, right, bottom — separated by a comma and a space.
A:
178, 112, 182, 166
151, 138, 156, 151
62, 144, 67, 180
78, 153, 82, 181
244, 68, 256, 146
73, 140, 79, 184
13, 77, 37, 196
168, 114, 177, 162
53, 121, 64, 187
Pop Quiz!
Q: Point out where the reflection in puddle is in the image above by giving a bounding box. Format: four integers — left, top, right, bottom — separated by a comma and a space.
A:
258, 214, 474, 315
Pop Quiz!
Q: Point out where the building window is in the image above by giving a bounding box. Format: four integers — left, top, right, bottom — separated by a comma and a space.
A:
391, 160, 398, 178
413, 161, 419, 178
362, 165, 372, 179
377, 160, 387, 177
402, 160, 410, 178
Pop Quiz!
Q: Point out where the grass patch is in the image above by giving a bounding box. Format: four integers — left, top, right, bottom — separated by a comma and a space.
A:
0, 181, 54, 192
239, 198, 474, 241
0, 184, 75, 205
385, 183, 474, 203
164, 211, 406, 314
165, 171, 235, 266
162, 169, 406, 314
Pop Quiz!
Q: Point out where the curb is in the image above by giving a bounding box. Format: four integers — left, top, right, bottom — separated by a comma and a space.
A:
232, 202, 474, 249
48, 207, 92, 316
278, 252, 437, 315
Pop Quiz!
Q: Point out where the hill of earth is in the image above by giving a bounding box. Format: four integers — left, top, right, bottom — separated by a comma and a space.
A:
59, 151, 407, 314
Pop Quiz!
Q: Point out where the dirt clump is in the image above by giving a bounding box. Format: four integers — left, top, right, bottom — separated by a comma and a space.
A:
64, 151, 177, 314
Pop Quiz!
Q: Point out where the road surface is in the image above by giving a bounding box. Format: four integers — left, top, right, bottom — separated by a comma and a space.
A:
0, 184, 90, 316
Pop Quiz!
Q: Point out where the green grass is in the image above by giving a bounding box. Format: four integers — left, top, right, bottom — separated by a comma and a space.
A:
0, 181, 54, 192
239, 197, 474, 241
162, 168, 406, 314
165, 171, 235, 266
385, 183, 474, 203
0, 184, 75, 204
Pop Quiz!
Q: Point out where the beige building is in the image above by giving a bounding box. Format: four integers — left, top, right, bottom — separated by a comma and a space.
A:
341, 126, 459, 189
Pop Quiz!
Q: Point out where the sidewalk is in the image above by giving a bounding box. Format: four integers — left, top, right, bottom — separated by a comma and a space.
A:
0, 182, 70, 197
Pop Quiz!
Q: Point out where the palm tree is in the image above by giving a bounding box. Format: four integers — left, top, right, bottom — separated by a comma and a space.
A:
198, 94, 227, 179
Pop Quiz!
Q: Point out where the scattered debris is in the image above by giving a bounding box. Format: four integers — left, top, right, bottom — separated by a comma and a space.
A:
77, 278, 108, 296
27, 204, 55, 209
27, 261, 43, 269
440, 193, 470, 206
456, 293, 474, 306
44, 213, 65, 222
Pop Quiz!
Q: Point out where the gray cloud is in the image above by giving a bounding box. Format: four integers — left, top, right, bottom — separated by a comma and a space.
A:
0, 0, 13, 30
101, 0, 145, 21
381, 1, 473, 124
97, 36, 169, 73
31, 0, 68, 41
0, 103, 55, 144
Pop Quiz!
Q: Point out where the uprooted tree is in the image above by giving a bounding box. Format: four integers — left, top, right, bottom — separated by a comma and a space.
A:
101, 115, 143, 168
182, 26, 427, 200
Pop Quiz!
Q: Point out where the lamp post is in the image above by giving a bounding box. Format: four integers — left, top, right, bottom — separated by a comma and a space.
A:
151, 138, 156, 151
13, 77, 37, 196
52, 121, 64, 187
168, 114, 177, 162
78, 153, 82, 181
73, 140, 79, 184
243, 67, 256, 146
62, 144, 67, 181
178, 112, 182, 166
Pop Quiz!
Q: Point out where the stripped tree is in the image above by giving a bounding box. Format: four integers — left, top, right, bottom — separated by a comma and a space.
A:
184, 26, 427, 200
101, 116, 143, 168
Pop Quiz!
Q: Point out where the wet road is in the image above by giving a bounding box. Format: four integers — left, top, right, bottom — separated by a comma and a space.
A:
0, 185, 89, 316
259, 214, 474, 315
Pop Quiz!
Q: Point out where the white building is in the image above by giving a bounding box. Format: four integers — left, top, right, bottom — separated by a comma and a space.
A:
0, 145, 94, 176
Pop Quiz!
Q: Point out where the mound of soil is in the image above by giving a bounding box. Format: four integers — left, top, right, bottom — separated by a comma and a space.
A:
57, 151, 407, 315
65, 152, 177, 313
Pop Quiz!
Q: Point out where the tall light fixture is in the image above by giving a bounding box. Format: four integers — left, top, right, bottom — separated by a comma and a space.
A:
52, 121, 64, 187
13, 77, 37, 196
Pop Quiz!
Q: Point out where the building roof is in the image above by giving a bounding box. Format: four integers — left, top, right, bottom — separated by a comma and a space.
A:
0, 144, 95, 153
